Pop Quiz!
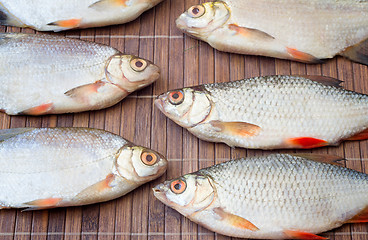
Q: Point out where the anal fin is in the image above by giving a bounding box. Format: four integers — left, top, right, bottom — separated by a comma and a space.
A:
340, 38, 368, 66
213, 207, 259, 231
346, 128, 368, 141
20, 103, 54, 115
284, 230, 326, 239
346, 206, 368, 223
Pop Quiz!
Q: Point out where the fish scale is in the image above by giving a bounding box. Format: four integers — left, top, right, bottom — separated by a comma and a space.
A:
153, 154, 368, 239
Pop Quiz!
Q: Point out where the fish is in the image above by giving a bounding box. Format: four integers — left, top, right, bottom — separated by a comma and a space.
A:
153, 153, 368, 239
0, 0, 163, 31
0, 33, 160, 115
0, 127, 167, 210
155, 75, 368, 149
176, 0, 368, 65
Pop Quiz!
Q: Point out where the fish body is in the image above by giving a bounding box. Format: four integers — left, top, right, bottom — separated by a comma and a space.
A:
0, 128, 167, 209
155, 75, 368, 149
153, 154, 368, 239
0, 33, 160, 115
176, 0, 368, 64
0, 0, 163, 31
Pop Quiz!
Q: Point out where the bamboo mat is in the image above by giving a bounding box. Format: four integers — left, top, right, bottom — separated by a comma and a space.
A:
1, 1, 368, 239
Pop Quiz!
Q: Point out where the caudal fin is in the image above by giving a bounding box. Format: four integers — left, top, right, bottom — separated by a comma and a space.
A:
340, 38, 368, 66
0, 4, 26, 27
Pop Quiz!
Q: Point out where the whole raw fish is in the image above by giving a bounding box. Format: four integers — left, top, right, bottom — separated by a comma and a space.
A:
176, 0, 368, 65
0, 33, 160, 115
0, 0, 163, 31
155, 75, 368, 149
0, 128, 167, 210
153, 154, 368, 239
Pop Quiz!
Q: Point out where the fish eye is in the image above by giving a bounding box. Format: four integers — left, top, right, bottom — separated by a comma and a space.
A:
130, 58, 148, 72
170, 179, 186, 194
188, 5, 205, 18
168, 90, 184, 105
141, 151, 158, 166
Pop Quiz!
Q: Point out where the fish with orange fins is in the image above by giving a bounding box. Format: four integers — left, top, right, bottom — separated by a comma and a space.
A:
153, 153, 368, 239
0, 128, 167, 210
155, 75, 368, 149
0, 33, 160, 115
176, 0, 368, 65
0, 0, 163, 31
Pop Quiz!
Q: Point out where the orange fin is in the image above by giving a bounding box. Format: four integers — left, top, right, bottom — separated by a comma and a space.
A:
286, 137, 328, 149
296, 75, 343, 88
47, 18, 81, 29
213, 207, 258, 231
89, 0, 127, 9
340, 38, 368, 66
20, 103, 54, 115
286, 47, 322, 63
284, 230, 326, 240
75, 174, 116, 201
346, 128, 368, 141
346, 206, 368, 223
290, 153, 345, 166
65, 81, 106, 103
24, 198, 62, 209
210, 120, 261, 137
228, 24, 275, 40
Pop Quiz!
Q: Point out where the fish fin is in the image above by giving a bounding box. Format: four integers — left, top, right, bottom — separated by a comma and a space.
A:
47, 18, 81, 29
286, 47, 323, 63
89, 0, 127, 9
340, 38, 368, 66
19, 103, 54, 115
0, 128, 34, 142
290, 153, 345, 166
296, 75, 343, 88
286, 137, 328, 149
75, 174, 116, 200
284, 230, 327, 240
0, 3, 26, 27
213, 207, 259, 231
346, 128, 368, 141
228, 24, 275, 40
24, 197, 63, 210
65, 81, 106, 103
346, 206, 368, 223
210, 120, 261, 137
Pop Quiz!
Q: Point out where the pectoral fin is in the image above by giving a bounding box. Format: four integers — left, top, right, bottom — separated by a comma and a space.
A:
286, 47, 322, 63
65, 81, 106, 103
47, 18, 81, 29
213, 207, 259, 231
74, 174, 116, 200
89, 0, 128, 9
284, 230, 326, 239
228, 24, 275, 40
210, 120, 261, 137
340, 38, 368, 66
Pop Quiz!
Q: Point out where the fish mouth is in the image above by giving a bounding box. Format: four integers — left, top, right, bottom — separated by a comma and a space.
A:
154, 98, 165, 113
152, 184, 169, 202
175, 17, 188, 31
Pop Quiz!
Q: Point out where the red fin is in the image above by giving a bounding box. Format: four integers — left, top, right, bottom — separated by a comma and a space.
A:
286, 47, 322, 63
98, 173, 115, 191
228, 24, 275, 40
89, 0, 127, 9
20, 103, 53, 115
74, 174, 116, 201
346, 207, 368, 223
346, 128, 368, 141
287, 137, 328, 149
340, 38, 368, 66
213, 207, 259, 231
47, 18, 81, 28
296, 75, 343, 88
284, 230, 326, 239
210, 120, 261, 137
65, 81, 106, 103
290, 153, 344, 166
25, 198, 62, 208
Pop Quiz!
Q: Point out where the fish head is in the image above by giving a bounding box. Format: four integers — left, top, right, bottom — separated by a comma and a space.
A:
176, 2, 230, 40
155, 87, 212, 128
115, 145, 168, 183
106, 54, 160, 93
153, 173, 216, 216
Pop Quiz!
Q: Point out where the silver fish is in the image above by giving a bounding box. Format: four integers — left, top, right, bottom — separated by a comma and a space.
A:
0, 128, 167, 210
0, 33, 160, 115
155, 75, 368, 149
153, 154, 368, 239
0, 0, 163, 31
176, 0, 368, 65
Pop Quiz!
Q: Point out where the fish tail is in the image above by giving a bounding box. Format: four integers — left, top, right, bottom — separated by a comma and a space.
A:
0, 3, 26, 27
340, 38, 368, 66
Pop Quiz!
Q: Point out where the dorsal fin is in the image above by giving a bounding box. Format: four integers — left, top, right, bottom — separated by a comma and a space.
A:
340, 38, 368, 66
290, 153, 345, 166
0, 128, 34, 142
296, 75, 343, 88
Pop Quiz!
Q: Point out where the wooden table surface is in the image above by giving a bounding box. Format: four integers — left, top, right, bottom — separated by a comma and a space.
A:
1, 1, 368, 239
